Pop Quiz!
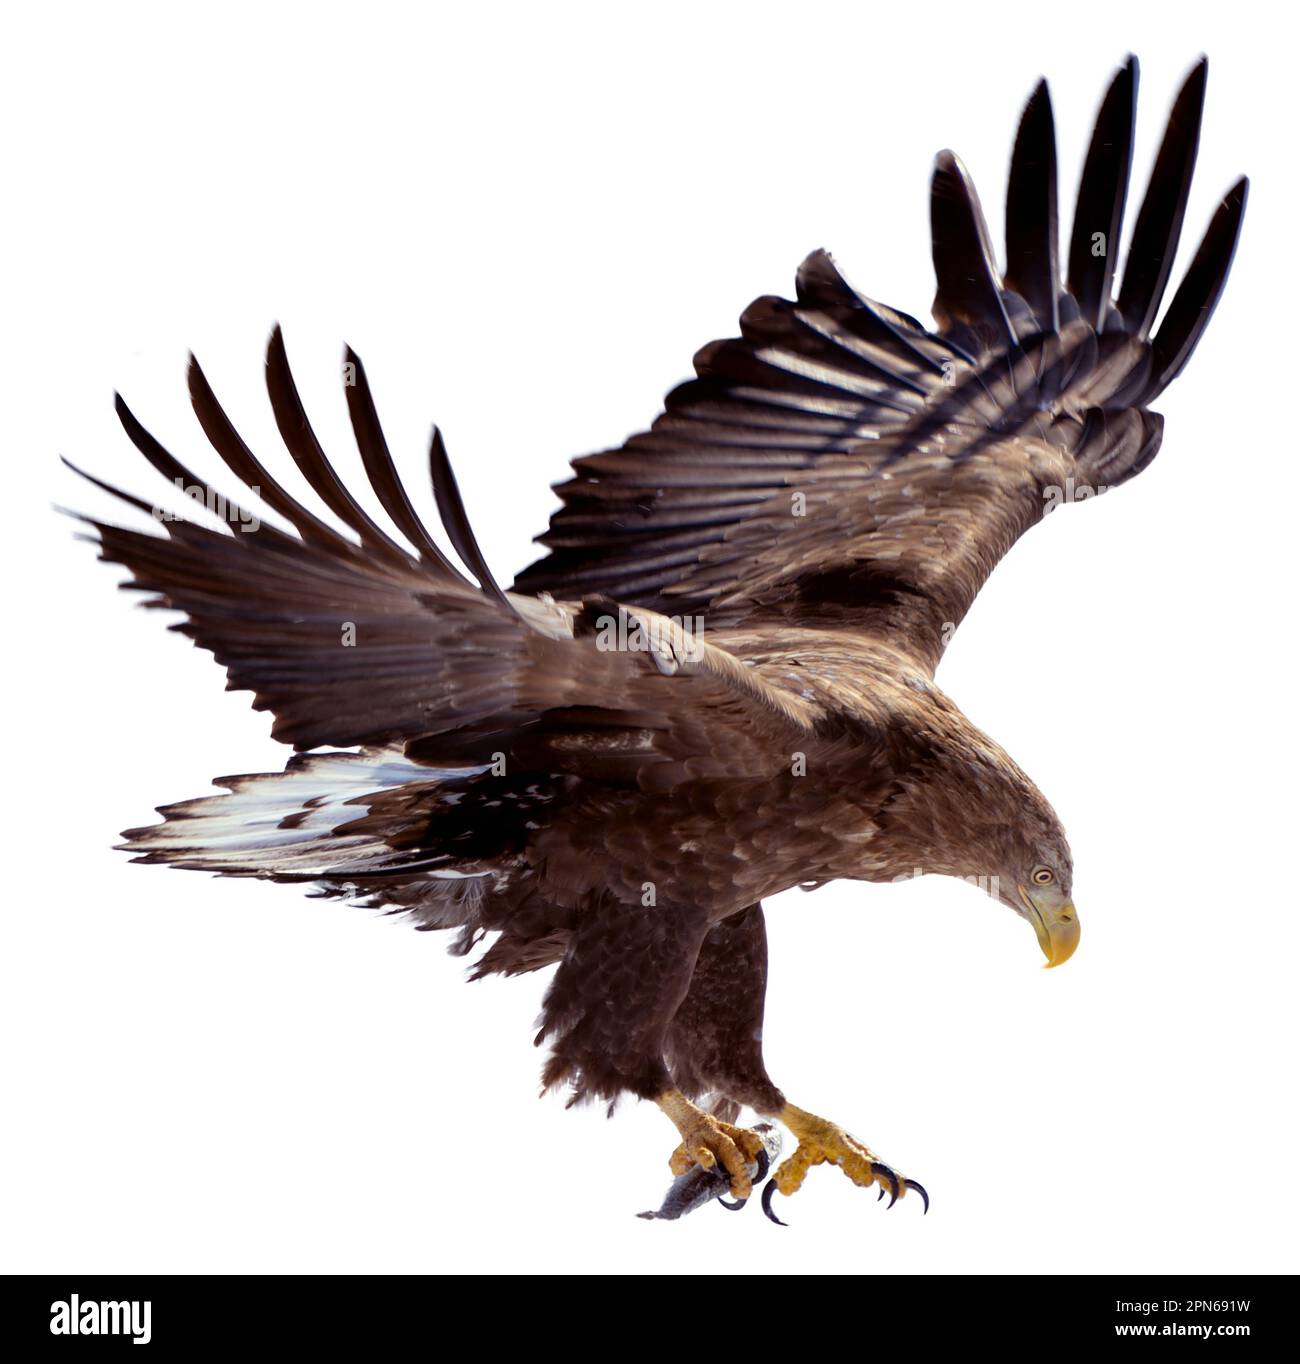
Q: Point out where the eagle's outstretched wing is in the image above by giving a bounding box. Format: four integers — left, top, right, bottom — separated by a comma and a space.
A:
514, 57, 1247, 673
68, 331, 820, 772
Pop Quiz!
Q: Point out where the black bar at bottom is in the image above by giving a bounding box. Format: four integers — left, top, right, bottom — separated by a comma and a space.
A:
2, 1272, 1290, 1348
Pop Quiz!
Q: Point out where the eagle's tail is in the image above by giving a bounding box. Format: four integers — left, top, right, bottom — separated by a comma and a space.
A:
119, 747, 490, 884
118, 749, 570, 962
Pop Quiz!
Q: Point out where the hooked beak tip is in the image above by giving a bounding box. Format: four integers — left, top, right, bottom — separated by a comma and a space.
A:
1039, 907, 1080, 968
1018, 885, 1080, 968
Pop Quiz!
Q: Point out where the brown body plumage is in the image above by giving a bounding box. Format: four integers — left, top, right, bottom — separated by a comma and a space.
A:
67, 56, 1245, 1211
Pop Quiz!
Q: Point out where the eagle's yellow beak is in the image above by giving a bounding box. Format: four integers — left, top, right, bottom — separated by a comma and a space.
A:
1018, 885, 1080, 968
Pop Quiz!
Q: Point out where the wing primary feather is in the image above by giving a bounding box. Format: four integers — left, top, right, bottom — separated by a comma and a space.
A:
1004, 78, 1060, 333
263, 326, 414, 567
340, 345, 465, 579
1141, 175, 1248, 402
187, 354, 361, 556
930, 150, 1017, 350
426, 426, 515, 611
60, 455, 166, 521
1068, 55, 1138, 330
112, 393, 265, 535
1117, 57, 1209, 338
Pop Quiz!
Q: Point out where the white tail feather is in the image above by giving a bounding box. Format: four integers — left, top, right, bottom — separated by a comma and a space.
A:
122, 748, 489, 879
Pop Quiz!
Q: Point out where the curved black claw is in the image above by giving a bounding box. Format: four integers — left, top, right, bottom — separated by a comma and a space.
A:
903, 1178, 931, 1215
871, 1161, 901, 1208
877, 1186, 885, 1201
760, 1177, 788, 1226
717, 1144, 770, 1213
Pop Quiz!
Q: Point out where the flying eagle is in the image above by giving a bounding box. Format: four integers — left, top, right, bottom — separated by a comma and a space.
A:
68, 55, 1245, 1221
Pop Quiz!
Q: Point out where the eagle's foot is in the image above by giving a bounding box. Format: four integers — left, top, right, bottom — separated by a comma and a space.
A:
763, 1103, 929, 1224
656, 1088, 766, 1200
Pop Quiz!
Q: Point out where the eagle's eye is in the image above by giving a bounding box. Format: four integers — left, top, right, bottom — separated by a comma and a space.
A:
1031, 866, 1055, 886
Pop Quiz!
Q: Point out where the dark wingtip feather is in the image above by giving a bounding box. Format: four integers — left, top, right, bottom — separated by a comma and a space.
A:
1067, 56, 1139, 329
426, 427, 514, 610
930, 150, 1016, 348
113, 390, 167, 473
1141, 175, 1248, 403
1116, 58, 1209, 338
263, 327, 413, 567
1004, 77, 1060, 332
59, 454, 159, 520
113, 391, 221, 510
187, 347, 360, 554
340, 344, 464, 579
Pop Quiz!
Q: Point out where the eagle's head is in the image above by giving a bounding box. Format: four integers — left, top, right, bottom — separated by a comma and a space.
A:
981, 807, 1079, 969
877, 703, 1081, 968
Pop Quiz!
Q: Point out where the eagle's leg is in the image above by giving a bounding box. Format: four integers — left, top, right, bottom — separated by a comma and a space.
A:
665, 903, 927, 1217
664, 904, 785, 1114
539, 897, 765, 1194
660, 904, 782, 1196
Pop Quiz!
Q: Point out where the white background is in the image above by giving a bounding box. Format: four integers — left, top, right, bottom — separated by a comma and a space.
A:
2, 1, 1295, 1275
